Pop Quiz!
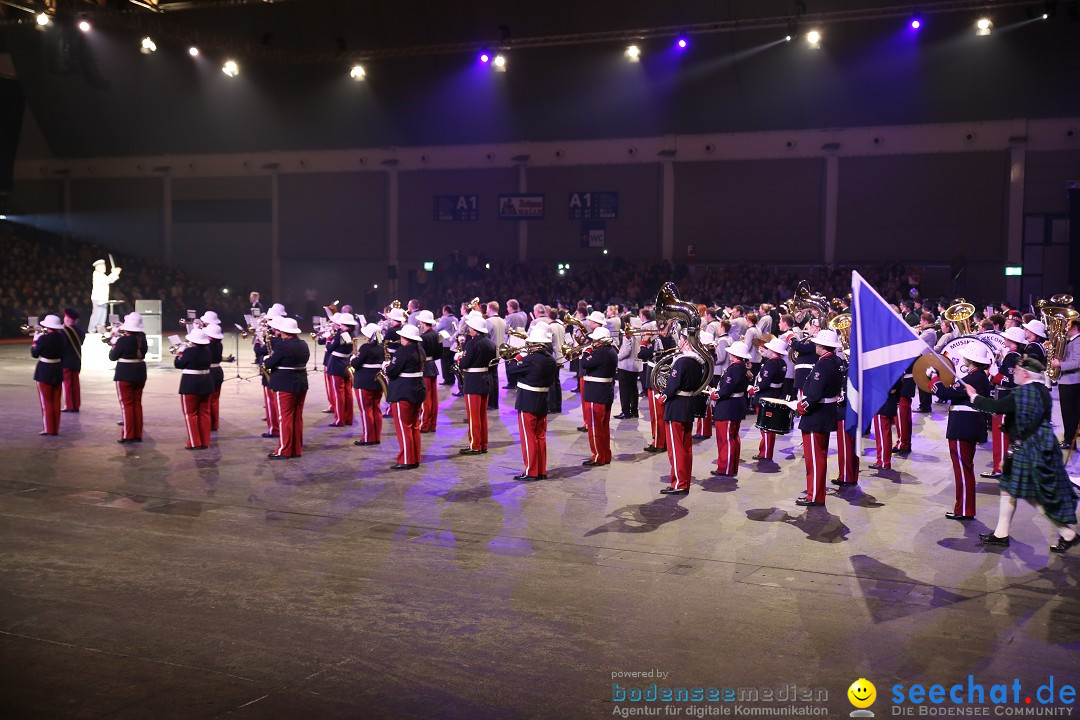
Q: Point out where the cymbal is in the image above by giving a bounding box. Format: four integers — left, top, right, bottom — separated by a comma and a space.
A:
913, 352, 955, 393
752, 333, 775, 349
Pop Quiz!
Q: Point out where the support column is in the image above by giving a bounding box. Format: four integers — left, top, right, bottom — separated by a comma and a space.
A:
517, 164, 528, 262
823, 152, 839, 266
387, 168, 399, 299
162, 176, 173, 264
1005, 138, 1027, 308
661, 161, 674, 262
271, 173, 281, 302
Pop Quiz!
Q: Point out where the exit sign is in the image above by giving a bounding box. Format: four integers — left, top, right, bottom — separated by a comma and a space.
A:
1005, 266, 1022, 276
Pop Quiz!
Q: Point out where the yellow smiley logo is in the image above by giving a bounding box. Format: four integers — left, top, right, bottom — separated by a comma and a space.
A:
848, 679, 876, 709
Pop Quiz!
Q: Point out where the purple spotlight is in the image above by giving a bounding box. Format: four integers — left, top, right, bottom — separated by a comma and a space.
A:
676, 37, 688, 49
910, 18, 921, 29
480, 52, 490, 63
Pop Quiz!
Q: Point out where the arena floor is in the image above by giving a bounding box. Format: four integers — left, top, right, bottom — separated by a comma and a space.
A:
1, 334, 1078, 719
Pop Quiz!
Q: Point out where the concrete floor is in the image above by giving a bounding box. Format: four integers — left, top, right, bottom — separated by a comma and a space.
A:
1, 335, 1078, 719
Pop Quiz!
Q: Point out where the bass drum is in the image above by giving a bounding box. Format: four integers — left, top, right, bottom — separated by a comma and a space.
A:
940, 336, 999, 378
976, 332, 1007, 363
755, 399, 795, 435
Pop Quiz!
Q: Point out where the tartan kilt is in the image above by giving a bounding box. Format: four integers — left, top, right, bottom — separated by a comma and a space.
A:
1000, 424, 1078, 525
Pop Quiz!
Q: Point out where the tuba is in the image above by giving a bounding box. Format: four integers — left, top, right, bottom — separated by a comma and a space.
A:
828, 314, 852, 351
650, 282, 712, 395
1040, 298, 1079, 382
943, 299, 975, 336
790, 280, 830, 326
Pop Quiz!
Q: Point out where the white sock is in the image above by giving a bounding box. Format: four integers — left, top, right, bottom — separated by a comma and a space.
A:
993, 494, 1017, 538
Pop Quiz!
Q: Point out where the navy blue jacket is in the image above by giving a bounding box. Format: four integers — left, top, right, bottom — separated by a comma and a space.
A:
899, 360, 917, 399
993, 350, 1020, 399
264, 336, 310, 394
59, 324, 85, 371
797, 352, 844, 434
175, 344, 214, 395
663, 354, 704, 424
208, 338, 224, 390
460, 335, 496, 395
31, 331, 64, 385
756, 356, 788, 401
350, 341, 384, 392
712, 360, 750, 422
386, 340, 426, 405
932, 368, 991, 441
790, 336, 818, 390
508, 349, 558, 416
110, 333, 148, 385
254, 337, 272, 388
581, 344, 618, 404
420, 329, 441, 378
324, 331, 352, 378
1024, 342, 1046, 365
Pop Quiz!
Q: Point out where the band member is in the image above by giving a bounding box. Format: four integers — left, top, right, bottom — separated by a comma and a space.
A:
254, 304, 285, 438
661, 334, 706, 495
352, 323, 385, 446
249, 292, 262, 312
1022, 319, 1048, 365
834, 354, 860, 486
868, 378, 902, 472
264, 317, 310, 458
581, 326, 618, 466
985, 326, 1026, 477
435, 305, 458, 387
641, 321, 675, 453
175, 328, 213, 450
893, 360, 916, 455
1053, 319, 1080, 450
576, 311, 607, 430
31, 314, 65, 435
59, 308, 85, 412
386, 324, 426, 469
776, 314, 799, 399
795, 329, 845, 506
381, 307, 407, 417
198, 310, 220, 330
915, 313, 938, 412
615, 314, 642, 420
710, 341, 752, 477
507, 326, 558, 480
203, 324, 226, 431
89, 258, 121, 332
751, 337, 789, 462
324, 312, 357, 428
111, 312, 148, 443
458, 315, 496, 454
546, 306, 566, 413
928, 343, 994, 520
691, 331, 715, 439
415, 310, 442, 433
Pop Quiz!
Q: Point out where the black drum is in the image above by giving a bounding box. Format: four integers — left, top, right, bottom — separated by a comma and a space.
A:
755, 400, 794, 435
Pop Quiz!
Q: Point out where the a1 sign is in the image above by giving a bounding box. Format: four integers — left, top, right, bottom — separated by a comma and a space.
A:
434, 194, 479, 222
568, 191, 619, 220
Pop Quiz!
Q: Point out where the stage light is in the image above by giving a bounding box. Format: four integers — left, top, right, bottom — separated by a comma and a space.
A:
806, 30, 821, 47
36, 12, 50, 26
976, 17, 992, 35
558, 269, 565, 276
603, 249, 609, 255
188, 46, 199, 57
222, 288, 229, 295
493, 54, 506, 72
910, 18, 921, 29
140, 37, 157, 54
565, 264, 570, 269
350, 64, 366, 80
222, 60, 239, 77
676, 37, 688, 49
0, 214, 7, 220
485, 263, 491, 270
625, 44, 641, 62
373, 283, 378, 289
785, 35, 793, 41
479, 52, 490, 63
557, 263, 564, 270
78, 20, 91, 32
1042, 13, 1049, 19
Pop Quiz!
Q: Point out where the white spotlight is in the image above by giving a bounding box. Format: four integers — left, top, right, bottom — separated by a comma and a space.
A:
807, 30, 822, 47
140, 37, 157, 54
350, 64, 366, 81
493, 54, 507, 72
785, 35, 793, 42
976, 17, 992, 35
78, 20, 91, 32
625, 44, 641, 62
188, 46, 199, 57
222, 60, 239, 77
36, 12, 50, 26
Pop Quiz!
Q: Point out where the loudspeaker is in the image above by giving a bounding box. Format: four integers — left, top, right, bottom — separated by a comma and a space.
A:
387, 264, 398, 280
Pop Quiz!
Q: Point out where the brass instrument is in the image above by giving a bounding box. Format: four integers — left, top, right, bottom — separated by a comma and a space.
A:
100, 324, 125, 345
622, 327, 660, 339
651, 282, 713, 395
1040, 297, 1080, 381
789, 280, 831, 326
324, 300, 341, 317
943, 300, 976, 336
828, 314, 852, 351
19, 323, 38, 336
375, 338, 390, 395
169, 341, 193, 355
507, 327, 528, 341
1050, 294, 1074, 306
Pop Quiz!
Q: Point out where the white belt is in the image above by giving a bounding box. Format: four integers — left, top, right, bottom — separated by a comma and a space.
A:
518, 383, 550, 393
814, 396, 839, 404
723, 392, 746, 398
182, 369, 210, 375
585, 376, 615, 383
398, 371, 422, 378
768, 383, 784, 388
38, 358, 61, 363
902, 374, 913, 379
465, 368, 488, 373
676, 390, 695, 397
950, 405, 979, 413
331, 351, 350, 358
362, 363, 383, 369
210, 363, 221, 368
645, 361, 656, 367
795, 363, 814, 370
117, 358, 144, 363
275, 366, 304, 370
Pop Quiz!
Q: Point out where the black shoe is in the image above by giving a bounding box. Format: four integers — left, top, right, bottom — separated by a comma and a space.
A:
117, 421, 124, 426
267, 453, 290, 459
582, 459, 599, 466
1049, 534, 1079, 553
537, 474, 547, 480
795, 498, 824, 506
945, 512, 974, 521
451, 391, 464, 397
614, 413, 628, 419
643, 445, 664, 453
62, 409, 79, 413
382, 412, 392, 418
322, 409, 334, 414
459, 448, 483, 455
390, 463, 419, 470
1060, 441, 1075, 450
868, 463, 890, 471
914, 407, 931, 413
693, 435, 707, 440
577, 426, 588, 432
261, 433, 280, 438
831, 479, 858, 486
513, 473, 539, 481
980, 470, 1002, 479
710, 470, 736, 478
979, 533, 1010, 546
660, 487, 689, 495
751, 454, 766, 460
353, 440, 379, 446
117, 439, 129, 444
892, 446, 911, 455
328, 423, 344, 427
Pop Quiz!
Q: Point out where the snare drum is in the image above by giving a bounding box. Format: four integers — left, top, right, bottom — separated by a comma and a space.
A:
755, 401, 794, 435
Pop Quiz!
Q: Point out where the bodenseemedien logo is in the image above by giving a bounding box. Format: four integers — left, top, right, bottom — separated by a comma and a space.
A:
849, 678, 877, 717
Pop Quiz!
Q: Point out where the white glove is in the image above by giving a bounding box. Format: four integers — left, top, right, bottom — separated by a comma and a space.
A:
925, 367, 937, 379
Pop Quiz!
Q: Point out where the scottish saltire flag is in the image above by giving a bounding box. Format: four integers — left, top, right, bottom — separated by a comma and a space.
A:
845, 271, 930, 436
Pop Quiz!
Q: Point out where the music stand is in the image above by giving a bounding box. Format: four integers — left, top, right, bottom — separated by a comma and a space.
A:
309, 315, 322, 374
225, 324, 257, 383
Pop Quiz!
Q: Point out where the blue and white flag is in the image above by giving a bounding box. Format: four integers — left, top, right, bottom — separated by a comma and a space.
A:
846, 271, 930, 436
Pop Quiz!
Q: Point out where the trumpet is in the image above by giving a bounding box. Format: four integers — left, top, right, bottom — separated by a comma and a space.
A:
19, 323, 38, 336
623, 327, 660, 340
169, 341, 193, 355
100, 324, 124, 344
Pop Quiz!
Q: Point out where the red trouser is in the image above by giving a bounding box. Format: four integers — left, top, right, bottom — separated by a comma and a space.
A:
392, 400, 422, 465
714, 419, 742, 476
647, 390, 667, 449
323, 369, 333, 409
579, 377, 589, 429
274, 390, 306, 457
465, 393, 489, 451
37, 382, 61, 434
419, 376, 438, 431
694, 415, 713, 438
802, 431, 830, 503
666, 420, 693, 490
895, 396, 913, 451
263, 387, 279, 435
181, 394, 211, 448
758, 430, 776, 460
873, 414, 894, 468
62, 368, 80, 411
329, 374, 354, 426
209, 387, 222, 431
355, 387, 383, 442
116, 381, 144, 440
584, 401, 612, 464
836, 420, 859, 484
518, 411, 547, 477
990, 414, 1009, 473
948, 438, 977, 516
